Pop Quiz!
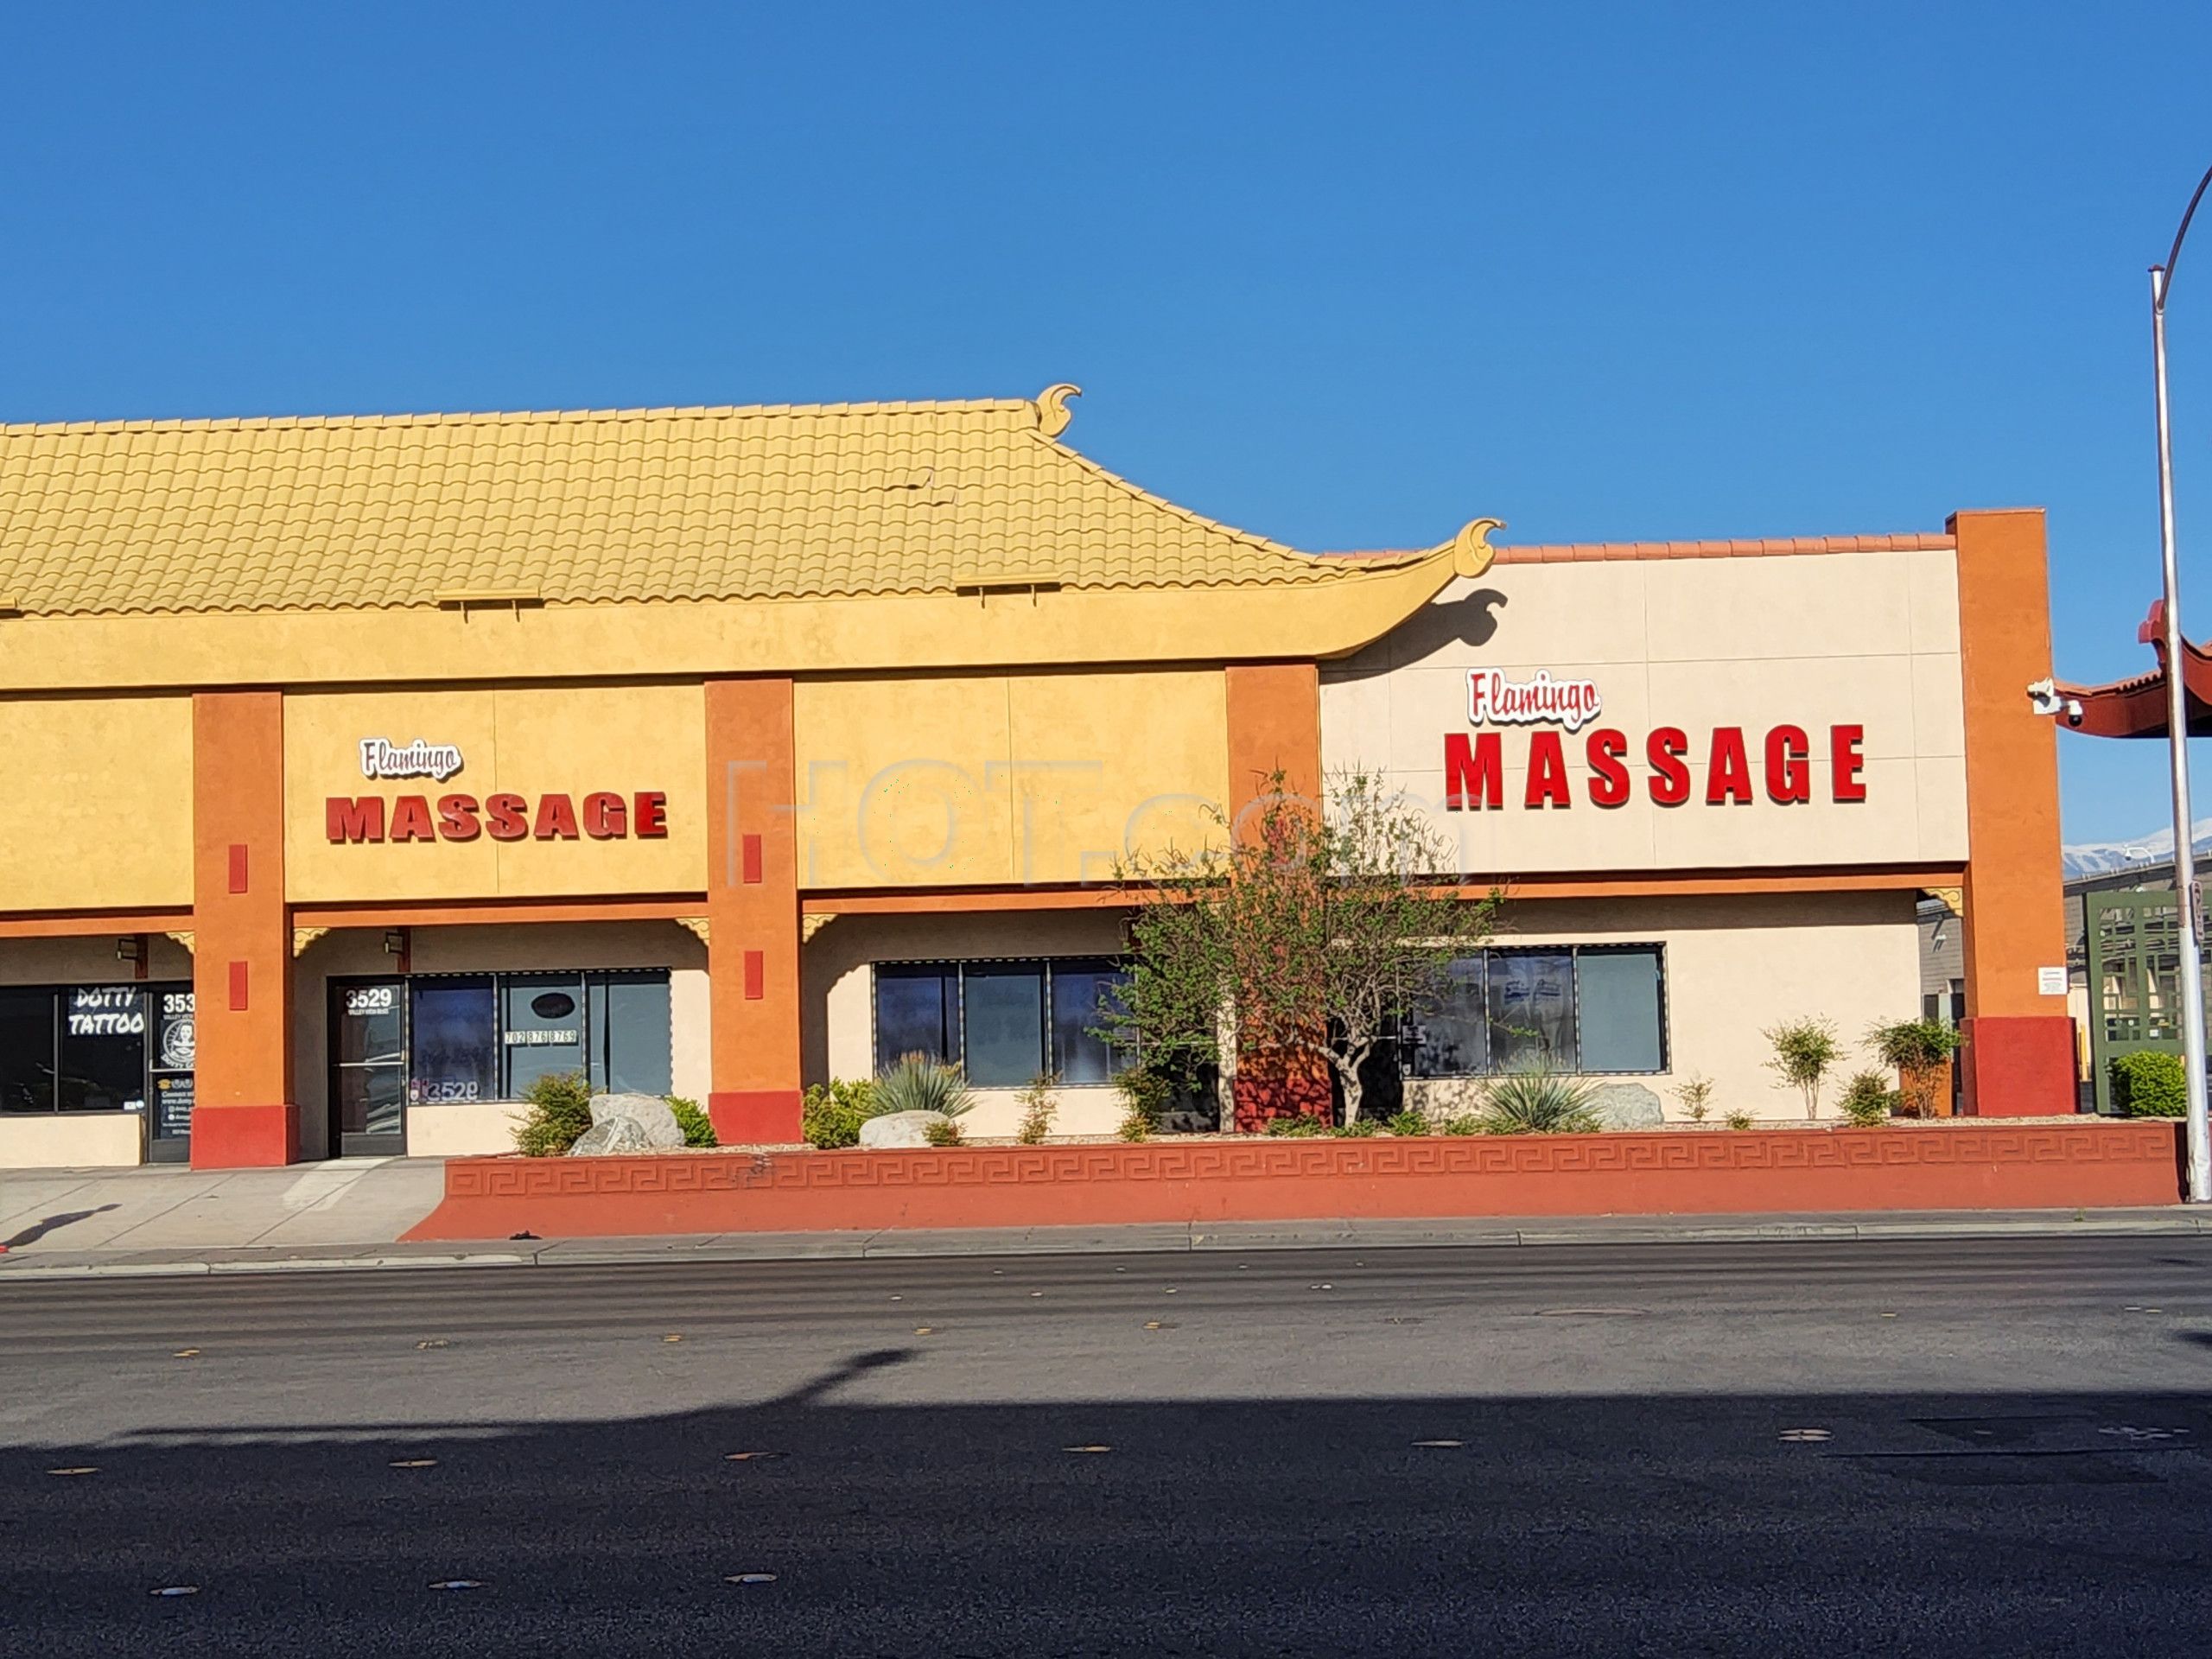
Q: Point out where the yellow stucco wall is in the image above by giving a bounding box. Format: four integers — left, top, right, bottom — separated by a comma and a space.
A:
0, 696, 193, 910
793, 671, 1228, 888
284, 684, 705, 901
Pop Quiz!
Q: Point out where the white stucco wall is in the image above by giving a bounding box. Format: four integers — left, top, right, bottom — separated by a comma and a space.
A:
1321, 551, 1967, 873
0, 1109, 146, 1169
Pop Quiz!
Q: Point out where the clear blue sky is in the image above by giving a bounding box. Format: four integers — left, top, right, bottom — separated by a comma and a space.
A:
5, 3, 2210, 844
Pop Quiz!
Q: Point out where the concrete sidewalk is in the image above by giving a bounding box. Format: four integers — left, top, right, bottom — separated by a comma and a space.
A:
0, 1157, 449, 1263
1, 1153, 2208, 1281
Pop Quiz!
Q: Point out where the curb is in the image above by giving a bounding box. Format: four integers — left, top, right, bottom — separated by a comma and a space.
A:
1, 1210, 2206, 1281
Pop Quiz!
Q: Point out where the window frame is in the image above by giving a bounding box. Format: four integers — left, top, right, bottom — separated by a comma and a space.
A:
1402, 943, 1669, 1080
870, 956, 1132, 1085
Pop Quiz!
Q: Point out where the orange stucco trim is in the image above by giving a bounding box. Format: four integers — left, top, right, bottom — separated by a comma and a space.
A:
1951, 508, 2073, 1115
705, 677, 802, 1141
289, 896, 703, 931
0, 909, 194, 939
190, 690, 297, 1166
1224, 662, 1321, 817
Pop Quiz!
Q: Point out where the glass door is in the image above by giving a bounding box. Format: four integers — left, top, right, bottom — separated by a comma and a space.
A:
148, 986, 197, 1163
329, 979, 408, 1156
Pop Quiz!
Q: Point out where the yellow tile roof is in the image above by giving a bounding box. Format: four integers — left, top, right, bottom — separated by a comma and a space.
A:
0, 386, 1427, 617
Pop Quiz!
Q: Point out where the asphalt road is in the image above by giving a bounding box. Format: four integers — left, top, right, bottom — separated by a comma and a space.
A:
6, 1236, 2212, 1656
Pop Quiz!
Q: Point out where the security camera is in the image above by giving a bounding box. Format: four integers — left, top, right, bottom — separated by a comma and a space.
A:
2066, 700, 2084, 728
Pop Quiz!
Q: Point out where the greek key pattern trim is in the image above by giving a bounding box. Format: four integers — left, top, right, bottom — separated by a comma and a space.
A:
445, 1123, 2179, 1200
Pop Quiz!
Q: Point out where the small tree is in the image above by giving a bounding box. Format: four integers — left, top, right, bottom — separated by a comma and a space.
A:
1109, 768, 1500, 1125
1764, 1017, 1843, 1120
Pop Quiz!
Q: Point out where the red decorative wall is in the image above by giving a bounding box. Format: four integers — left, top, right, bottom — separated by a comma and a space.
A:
404, 1122, 2183, 1241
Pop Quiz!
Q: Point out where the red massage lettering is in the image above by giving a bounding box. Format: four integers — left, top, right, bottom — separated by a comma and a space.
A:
326, 797, 386, 843
1831, 724, 1866, 802
582, 791, 628, 840
1647, 728, 1691, 805
1443, 733, 1502, 810
533, 793, 580, 840
1706, 728, 1752, 805
1586, 729, 1630, 807
634, 791, 669, 838
1765, 726, 1811, 804
389, 795, 436, 842
1524, 730, 1572, 809
485, 793, 531, 841
437, 794, 482, 841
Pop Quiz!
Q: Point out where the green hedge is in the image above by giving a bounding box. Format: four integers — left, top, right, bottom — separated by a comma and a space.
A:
2111, 1050, 2187, 1118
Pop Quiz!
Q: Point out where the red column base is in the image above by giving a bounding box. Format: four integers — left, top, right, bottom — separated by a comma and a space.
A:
709, 1089, 804, 1145
1960, 1015, 2078, 1116
189, 1103, 302, 1168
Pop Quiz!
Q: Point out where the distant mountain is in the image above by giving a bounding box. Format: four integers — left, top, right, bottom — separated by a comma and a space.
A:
2063, 817, 2212, 880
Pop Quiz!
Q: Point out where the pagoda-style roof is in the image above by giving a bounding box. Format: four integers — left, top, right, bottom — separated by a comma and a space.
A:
2053, 600, 2212, 738
0, 385, 1478, 619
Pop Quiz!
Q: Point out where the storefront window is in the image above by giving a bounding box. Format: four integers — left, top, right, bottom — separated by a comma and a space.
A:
0, 983, 194, 1116
502, 976, 588, 1098
589, 972, 672, 1096
873, 958, 1133, 1084
58, 986, 148, 1112
874, 963, 962, 1071
1404, 947, 1668, 1077
1050, 959, 1128, 1085
0, 987, 56, 1112
1575, 948, 1666, 1073
410, 978, 499, 1104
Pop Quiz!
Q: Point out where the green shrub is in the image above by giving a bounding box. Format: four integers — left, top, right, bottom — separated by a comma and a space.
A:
1330, 1117, 1382, 1137
2112, 1051, 2188, 1118
1764, 1017, 1844, 1119
1866, 1018, 1961, 1070
1671, 1073, 1715, 1122
1437, 1112, 1484, 1135
1836, 1070, 1896, 1128
1265, 1113, 1329, 1137
1016, 1073, 1058, 1145
1724, 1109, 1756, 1131
923, 1116, 966, 1147
1476, 1067, 1599, 1135
667, 1096, 719, 1148
513, 1070, 594, 1157
1114, 1065, 1173, 1122
1386, 1108, 1429, 1137
1116, 1106, 1152, 1142
801, 1077, 878, 1150
874, 1052, 974, 1118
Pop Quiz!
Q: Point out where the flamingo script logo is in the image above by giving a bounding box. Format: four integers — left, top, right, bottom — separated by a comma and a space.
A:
1465, 669, 1603, 733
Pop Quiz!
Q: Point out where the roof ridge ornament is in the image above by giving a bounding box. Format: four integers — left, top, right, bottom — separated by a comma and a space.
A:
1035, 384, 1082, 438
1449, 518, 1504, 580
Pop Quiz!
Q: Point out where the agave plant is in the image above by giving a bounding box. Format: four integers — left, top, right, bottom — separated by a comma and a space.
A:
873, 1052, 976, 1118
1475, 1065, 1599, 1135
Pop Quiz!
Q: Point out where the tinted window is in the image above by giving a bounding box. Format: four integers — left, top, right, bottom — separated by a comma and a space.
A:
503, 975, 586, 1097
592, 972, 672, 1096
0, 988, 54, 1113
963, 963, 1046, 1086
1576, 948, 1665, 1073
58, 986, 146, 1112
1488, 951, 1577, 1072
874, 964, 960, 1071
410, 979, 498, 1104
1050, 959, 1129, 1084
1409, 957, 1487, 1077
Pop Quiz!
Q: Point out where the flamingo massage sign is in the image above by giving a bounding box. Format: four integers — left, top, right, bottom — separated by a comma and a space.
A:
1446, 669, 1867, 810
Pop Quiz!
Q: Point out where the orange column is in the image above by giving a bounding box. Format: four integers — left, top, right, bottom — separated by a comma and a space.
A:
1224, 662, 1330, 1129
704, 677, 804, 1143
1952, 508, 2075, 1115
189, 691, 299, 1166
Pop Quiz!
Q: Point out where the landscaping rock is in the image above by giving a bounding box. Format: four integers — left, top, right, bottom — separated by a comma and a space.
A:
569, 1115, 651, 1156
1587, 1083, 1664, 1130
590, 1091, 683, 1149
860, 1109, 950, 1149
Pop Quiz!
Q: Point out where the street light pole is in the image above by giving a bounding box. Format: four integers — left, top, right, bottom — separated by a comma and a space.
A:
2150, 160, 2212, 1203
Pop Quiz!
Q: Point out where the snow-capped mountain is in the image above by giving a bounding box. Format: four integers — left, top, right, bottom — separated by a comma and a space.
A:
2063, 817, 2212, 880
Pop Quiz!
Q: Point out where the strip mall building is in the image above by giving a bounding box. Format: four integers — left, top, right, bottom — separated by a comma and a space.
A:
0, 388, 2075, 1168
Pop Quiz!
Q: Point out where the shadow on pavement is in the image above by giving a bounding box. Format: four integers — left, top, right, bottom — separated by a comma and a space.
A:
7, 1356, 2212, 1658
2, 1204, 119, 1250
